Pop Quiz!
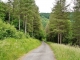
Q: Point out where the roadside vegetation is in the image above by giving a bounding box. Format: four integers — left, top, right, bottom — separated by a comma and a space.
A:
0, 18, 41, 60
46, 0, 80, 46
0, 19, 26, 39
0, 38, 41, 60
0, 0, 80, 60
0, 0, 43, 60
48, 42, 80, 60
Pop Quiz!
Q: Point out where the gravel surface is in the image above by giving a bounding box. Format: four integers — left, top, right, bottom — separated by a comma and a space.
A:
18, 42, 56, 60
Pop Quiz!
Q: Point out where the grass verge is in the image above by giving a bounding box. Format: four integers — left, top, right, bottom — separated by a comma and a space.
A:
48, 42, 80, 60
0, 38, 41, 60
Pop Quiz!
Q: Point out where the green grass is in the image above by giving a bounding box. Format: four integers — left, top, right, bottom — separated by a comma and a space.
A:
0, 38, 41, 60
48, 42, 80, 60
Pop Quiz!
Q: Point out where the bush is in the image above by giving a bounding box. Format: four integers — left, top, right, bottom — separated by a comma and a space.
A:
48, 42, 80, 60
14, 31, 25, 39
0, 38, 41, 60
0, 19, 25, 39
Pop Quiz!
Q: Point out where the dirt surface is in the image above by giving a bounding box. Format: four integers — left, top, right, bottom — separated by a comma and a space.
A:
18, 42, 56, 60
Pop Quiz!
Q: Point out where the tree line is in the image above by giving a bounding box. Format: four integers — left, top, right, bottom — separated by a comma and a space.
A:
40, 13, 50, 19
0, 0, 80, 46
46, 0, 80, 46
0, 0, 44, 40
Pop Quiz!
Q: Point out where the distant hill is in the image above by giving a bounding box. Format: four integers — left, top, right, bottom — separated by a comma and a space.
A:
41, 16, 49, 29
40, 13, 49, 29
40, 13, 50, 19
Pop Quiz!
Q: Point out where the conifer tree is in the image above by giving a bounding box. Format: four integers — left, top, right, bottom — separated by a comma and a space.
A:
73, 0, 80, 45
6, 0, 13, 23
33, 5, 43, 39
0, 1, 6, 20
0, 0, 43, 40
48, 0, 68, 44
13, 0, 21, 30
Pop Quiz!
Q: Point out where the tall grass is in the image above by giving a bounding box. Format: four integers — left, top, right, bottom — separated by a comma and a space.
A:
0, 38, 41, 60
48, 42, 80, 60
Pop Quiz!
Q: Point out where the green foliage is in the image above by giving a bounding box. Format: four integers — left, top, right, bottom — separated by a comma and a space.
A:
0, 2, 6, 20
32, 5, 44, 40
11, 0, 43, 39
0, 0, 44, 40
0, 38, 41, 60
41, 16, 49, 29
40, 13, 50, 19
46, 0, 72, 44
34, 29, 45, 41
62, 20, 73, 44
72, 0, 80, 45
11, 19, 23, 30
48, 42, 80, 60
0, 19, 25, 39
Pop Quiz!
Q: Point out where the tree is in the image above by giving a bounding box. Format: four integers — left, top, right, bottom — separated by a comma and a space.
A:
47, 0, 69, 44
6, 0, 13, 23
32, 5, 43, 39
20, 0, 35, 34
0, 0, 44, 40
72, 0, 80, 45
13, 0, 21, 30
0, 1, 6, 20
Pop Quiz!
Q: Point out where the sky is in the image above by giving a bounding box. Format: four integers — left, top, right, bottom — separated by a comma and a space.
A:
2, 0, 74, 13
35, 0, 74, 13
35, 0, 56, 13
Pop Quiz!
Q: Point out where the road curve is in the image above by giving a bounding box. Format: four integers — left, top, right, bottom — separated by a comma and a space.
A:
18, 42, 56, 60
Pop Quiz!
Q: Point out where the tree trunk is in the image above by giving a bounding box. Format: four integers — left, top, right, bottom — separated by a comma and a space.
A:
23, 19, 25, 28
9, 12, 10, 23
60, 33, 62, 44
25, 20, 27, 34
32, 20, 33, 37
25, 16, 27, 35
79, 39, 80, 46
58, 33, 59, 44
19, 15, 20, 30
79, 37, 80, 46
77, 37, 80, 46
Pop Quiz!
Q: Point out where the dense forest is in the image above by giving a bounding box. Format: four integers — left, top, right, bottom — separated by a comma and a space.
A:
40, 13, 50, 19
40, 13, 49, 29
0, 0, 80, 60
0, 0, 42, 59
0, 0, 80, 45
0, 0, 45, 40
46, 0, 80, 46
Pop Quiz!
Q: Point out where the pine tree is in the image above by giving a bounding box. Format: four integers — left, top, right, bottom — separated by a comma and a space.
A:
0, 2, 6, 20
48, 0, 68, 44
13, 0, 21, 30
73, 0, 80, 45
6, 0, 13, 23
0, 0, 43, 40
33, 5, 43, 39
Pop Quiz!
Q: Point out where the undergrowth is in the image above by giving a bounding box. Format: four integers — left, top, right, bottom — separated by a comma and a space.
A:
0, 38, 41, 60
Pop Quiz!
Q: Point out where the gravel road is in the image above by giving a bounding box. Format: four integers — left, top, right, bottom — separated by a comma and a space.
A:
19, 42, 56, 60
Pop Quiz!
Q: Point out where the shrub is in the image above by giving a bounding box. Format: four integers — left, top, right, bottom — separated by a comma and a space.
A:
0, 38, 41, 60
0, 19, 25, 39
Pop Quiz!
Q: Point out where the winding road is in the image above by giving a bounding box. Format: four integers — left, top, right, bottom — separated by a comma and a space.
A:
18, 42, 56, 60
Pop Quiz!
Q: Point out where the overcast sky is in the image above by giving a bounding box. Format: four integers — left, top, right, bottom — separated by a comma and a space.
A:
35, 0, 74, 13
2, 0, 74, 13
35, 0, 56, 13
